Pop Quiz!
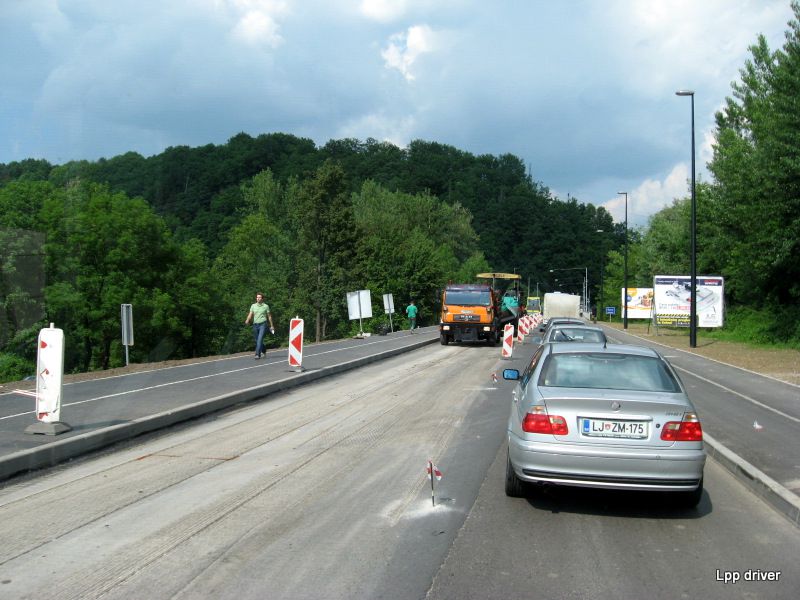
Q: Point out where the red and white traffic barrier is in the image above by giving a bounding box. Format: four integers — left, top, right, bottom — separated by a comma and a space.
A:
288, 317, 304, 370
502, 324, 514, 358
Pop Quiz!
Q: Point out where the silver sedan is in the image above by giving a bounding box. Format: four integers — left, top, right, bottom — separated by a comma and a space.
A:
503, 343, 705, 507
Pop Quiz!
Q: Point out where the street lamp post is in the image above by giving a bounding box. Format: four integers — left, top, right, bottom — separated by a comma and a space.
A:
617, 191, 628, 329
596, 229, 605, 321
676, 89, 697, 348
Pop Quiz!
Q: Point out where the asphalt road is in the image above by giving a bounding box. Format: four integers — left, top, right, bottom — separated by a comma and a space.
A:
594, 324, 800, 500
0, 338, 797, 599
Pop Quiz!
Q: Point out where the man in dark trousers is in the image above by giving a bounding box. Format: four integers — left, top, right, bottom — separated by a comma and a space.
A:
245, 292, 275, 358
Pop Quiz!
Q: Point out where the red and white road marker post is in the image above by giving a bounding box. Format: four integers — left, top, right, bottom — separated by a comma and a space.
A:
501, 324, 514, 359
427, 460, 443, 506
288, 317, 304, 372
519, 317, 529, 338
25, 324, 72, 435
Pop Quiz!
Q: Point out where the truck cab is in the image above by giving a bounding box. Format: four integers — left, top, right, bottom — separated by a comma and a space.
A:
439, 272, 523, 346
439, 283, 500, 345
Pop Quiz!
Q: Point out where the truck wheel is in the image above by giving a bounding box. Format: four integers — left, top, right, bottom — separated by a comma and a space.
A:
440, 333, 450, 345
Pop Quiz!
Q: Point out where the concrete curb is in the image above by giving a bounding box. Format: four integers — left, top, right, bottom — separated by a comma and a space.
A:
704, 432, 800, 527
0, 336, 438, 482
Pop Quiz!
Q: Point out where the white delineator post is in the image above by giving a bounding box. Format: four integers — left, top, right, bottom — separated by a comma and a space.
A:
502, 324, 514, 359
25, 324, 71, 435
288, 317, 304, 371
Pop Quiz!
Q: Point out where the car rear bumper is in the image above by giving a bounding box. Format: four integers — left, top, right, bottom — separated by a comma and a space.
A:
508, 432, 705, 491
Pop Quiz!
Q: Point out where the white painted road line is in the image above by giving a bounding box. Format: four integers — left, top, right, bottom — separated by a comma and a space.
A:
673, 365, 800, 425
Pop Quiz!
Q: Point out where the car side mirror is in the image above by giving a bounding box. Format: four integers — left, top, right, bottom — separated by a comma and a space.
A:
503, 369, 520, 381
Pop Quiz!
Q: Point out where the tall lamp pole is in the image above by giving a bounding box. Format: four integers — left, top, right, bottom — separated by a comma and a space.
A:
617, 191, 628, 329
676, 89, 697, 348
596, 229, 605, 320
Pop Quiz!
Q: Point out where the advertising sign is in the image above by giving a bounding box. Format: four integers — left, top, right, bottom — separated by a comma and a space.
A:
653, 276, 724, 328
620, 287, 654, 320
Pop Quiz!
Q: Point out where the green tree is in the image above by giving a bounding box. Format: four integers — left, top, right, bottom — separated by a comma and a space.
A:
707, 2, 800, 340
41, 182, 179, 371
0, 181, 54, 359
294, 161, 357, 341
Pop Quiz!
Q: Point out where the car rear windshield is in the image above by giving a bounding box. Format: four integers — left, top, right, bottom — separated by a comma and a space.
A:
444, 290, 491, 306
539, 352, 681, 392
548, 328, 605, 343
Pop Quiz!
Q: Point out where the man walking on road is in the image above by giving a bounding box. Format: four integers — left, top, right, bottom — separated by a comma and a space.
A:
406, 301, 418, 332
245, 292, 275, 358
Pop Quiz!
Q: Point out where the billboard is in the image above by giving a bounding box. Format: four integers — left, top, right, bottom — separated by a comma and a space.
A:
653, 276, 724, 328
620, 287, 654, 319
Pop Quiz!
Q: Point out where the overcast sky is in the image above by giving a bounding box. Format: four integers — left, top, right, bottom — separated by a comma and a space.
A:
1, 0, 795, 226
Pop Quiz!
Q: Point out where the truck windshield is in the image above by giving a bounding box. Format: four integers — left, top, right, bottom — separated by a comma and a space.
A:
445, 290, 491, 306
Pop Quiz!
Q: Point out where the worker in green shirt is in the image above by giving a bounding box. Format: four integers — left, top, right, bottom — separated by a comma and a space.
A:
245, 292, 275, 359
406, 301, 418, 332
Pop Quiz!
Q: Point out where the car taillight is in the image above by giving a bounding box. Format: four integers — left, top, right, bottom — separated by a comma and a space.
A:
522, 411, 568, 435
661, 412, 703, 441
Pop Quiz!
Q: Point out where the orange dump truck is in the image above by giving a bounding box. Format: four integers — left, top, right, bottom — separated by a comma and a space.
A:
439, 273, 522, 345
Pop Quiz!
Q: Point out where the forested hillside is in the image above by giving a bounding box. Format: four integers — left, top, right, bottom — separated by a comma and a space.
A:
0, 137, 617, 380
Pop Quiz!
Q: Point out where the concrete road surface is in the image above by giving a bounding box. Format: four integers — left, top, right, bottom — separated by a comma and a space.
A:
0, 341, 797, 600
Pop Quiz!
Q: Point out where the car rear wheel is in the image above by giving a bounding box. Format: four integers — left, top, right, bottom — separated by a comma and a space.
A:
505, 451, 525, 498
674, 478, 703, 509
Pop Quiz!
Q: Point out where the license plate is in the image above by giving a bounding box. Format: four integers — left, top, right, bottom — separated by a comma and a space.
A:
580, 418, 649, 439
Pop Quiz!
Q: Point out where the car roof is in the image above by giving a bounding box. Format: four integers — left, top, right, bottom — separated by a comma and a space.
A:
548, 324, 604, 332
544, 318, 583, 327
543, 342, 661, 358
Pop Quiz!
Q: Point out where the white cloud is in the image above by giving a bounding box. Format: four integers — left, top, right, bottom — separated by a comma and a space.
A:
336, 112, 416, 148
359, 0, 410, 23
607, 0, 791, 97
227, 0, 286, 47
601, 164, 690, 226
381, 24, 443, 81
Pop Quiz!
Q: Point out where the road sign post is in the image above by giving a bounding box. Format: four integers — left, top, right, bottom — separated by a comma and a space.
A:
383, 293, 395, 333
121, 303, 134, 366
347, 290, 373, 338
